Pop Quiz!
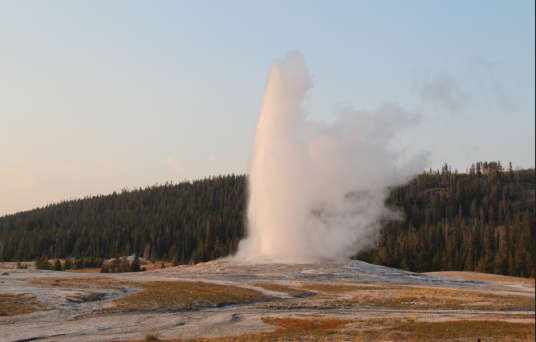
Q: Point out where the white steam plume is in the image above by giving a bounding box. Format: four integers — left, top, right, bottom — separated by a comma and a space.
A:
234, 51, 426, 260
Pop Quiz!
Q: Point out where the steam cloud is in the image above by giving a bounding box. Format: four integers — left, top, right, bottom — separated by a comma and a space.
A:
234, 51, 426, 260
415, 71, 471, 113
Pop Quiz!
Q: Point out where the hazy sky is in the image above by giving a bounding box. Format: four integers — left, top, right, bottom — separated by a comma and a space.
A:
1, 1, 534, 216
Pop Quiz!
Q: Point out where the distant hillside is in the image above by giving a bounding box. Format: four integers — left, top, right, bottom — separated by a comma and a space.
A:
356, 162, 535, 278
0, 174, 247, 265
0, 162, 534, 278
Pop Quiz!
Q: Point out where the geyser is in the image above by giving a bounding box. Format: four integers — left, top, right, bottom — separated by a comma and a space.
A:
234, 51, 426, 259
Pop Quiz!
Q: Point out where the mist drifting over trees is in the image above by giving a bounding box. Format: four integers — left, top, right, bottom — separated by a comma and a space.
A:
358, 162, 535, 278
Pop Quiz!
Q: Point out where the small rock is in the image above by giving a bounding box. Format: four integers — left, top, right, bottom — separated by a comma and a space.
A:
1, 272, 9, 276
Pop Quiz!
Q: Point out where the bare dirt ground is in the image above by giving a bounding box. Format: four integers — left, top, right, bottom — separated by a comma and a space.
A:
0, 257, 534, 341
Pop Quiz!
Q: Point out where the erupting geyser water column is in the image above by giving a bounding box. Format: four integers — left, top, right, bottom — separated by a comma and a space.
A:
234, 51, 426, 260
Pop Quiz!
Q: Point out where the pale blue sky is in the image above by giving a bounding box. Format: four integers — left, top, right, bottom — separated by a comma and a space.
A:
0, 1, 534, 216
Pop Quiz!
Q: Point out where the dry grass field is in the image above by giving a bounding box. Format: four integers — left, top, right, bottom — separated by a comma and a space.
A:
107, 281, 273, 312
299, 283, 378, 293
71, 268, 103, 273
297, 282, 535, 310
29, 277, 274, 312
0, 293, 45, 316
355, 318, 535, 341
252, 282, 314, 297
427, 271, 536, 287
29, 277, 127, 289
108, 317, 535, 341
346, 286, 535, 310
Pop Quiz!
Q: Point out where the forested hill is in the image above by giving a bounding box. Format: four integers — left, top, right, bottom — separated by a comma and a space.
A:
357, 162, 535, 278
0, 162, 534, 278
0, 175, 248, 264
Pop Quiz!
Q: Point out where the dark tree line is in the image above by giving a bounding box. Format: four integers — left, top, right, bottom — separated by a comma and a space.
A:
0, 174, 247, 265
0, 163, 534, 278
356, 162, 535, 278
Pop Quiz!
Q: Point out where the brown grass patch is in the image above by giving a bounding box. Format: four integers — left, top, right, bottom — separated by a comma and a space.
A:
252, 283, 314, 297
191, 319, 534, 341
299, 283, 377, 293
0, 293, 45, 316
299, 283, 534, 310
105, 281, 273, 312
261, 316, 352, 334
30, 278, 274, 312
357, 318, 536, 341
426, 271, 536, 287
348, 286, 535, 310
71, 268, 102, 273
169, 317, 354, 342
113, 318, 534, 341
29, 277, 125, 289
494, 313, 535, 320
133, 261, 173, 271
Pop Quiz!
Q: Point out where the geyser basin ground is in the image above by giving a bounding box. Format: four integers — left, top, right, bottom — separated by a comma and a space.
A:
0, 259, 534, 341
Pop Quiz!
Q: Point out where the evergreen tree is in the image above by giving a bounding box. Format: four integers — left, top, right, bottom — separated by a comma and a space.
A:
130, 254, 141, 272
53, 259, 63, 271
64, 258, 72, 270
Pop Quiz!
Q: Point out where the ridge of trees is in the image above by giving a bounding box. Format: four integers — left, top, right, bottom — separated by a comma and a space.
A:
0, 174, 247, 265
356, 161, 535, 278
0, 162, 534, 278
